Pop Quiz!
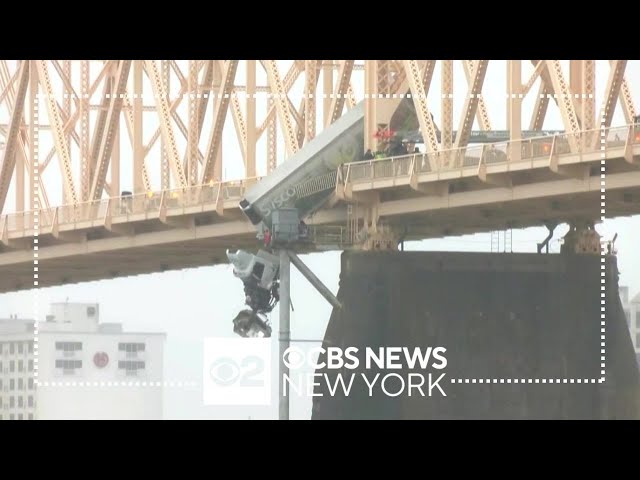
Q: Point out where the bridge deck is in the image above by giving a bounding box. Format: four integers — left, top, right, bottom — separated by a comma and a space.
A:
1, 125, 639, 294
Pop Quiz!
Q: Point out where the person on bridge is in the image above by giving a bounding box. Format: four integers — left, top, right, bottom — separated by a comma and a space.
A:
363, 149, 374, 160
263, 228, 271, 248
298, 220, 309, 240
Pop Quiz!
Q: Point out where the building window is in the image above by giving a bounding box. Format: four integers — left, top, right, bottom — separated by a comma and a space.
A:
9, 414, 14, 420
28, 341, 33, 354
55, 341, 82, 353
18, 379, 23, 391
119, 342, 146, 358
55, 359, 82, 375
9, 396, 14, 408
18, 414, 23, 420
28, 396, 33, 407
9, 360, 14, 372
18, 343, 23, 354
625, 309, 631, 327
28, 360, 33, 372
28, 378, 34, 390
118, 360, 145, 376
18, 360, 23, 372
18, 397, 23, 408
87, 306, 96, 317
28, 414, 33, 420
636, 333, 640, 348
9, 379, 14, 391
9, 343, 15, 355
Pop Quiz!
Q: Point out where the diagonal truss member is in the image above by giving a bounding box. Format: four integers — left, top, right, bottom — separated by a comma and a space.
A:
328, 60, 355, 126
545, 60, 580, 152
0, 61, 29, 215
264, 60, 299, 157
146, 60, 188, 189
454, 60, 488, 149
599, 60, 627, 128
36, 60, 79, 205
403, 60, 439, 154
89, 60, 132, 201
201, 60, 239, 184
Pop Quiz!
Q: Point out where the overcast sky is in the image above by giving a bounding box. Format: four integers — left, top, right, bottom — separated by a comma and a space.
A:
0, 60, 638, 419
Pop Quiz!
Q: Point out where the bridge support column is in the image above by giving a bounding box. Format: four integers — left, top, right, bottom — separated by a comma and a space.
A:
561, 220, 601, 255
357, 197, 401, 251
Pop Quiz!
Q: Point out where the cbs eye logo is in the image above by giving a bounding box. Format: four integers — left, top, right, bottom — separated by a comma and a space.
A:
209, 355, 264, 387
282, 347, 306, 369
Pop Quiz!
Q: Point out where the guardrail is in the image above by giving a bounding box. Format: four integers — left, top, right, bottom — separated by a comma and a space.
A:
341, 125, 639, 185
1, 177, 261, 237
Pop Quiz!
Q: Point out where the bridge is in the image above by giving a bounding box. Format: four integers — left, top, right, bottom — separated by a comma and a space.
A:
0, 60, 638, 293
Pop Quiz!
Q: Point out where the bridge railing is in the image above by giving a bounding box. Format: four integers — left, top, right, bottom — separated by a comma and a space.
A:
2, 125, 639, 240
309, 225, 350, 247
0, 177, 261, 238
341, 125, 639, 185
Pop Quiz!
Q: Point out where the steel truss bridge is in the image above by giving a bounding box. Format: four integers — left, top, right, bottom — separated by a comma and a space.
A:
0, 60, 638, 293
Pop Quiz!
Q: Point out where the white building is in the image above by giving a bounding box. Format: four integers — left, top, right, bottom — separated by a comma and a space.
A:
0, 317, 36, 421
620, 286, 640, 367
1, 302, 166, 420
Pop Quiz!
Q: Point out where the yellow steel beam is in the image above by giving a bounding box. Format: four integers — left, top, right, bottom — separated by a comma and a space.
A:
146, 60, 188, 189
454, 60, 488, 149
327, 60, 355, 126
545, 60, 580, 152
403, 60, 439, 154
264, 60, 299, 156
441, 60, 453, 150
89, 60, 132, 201
463, 60, 492, 130
36, 60, 78, 204
201, 60, 239, 183
187, 60, 199, 185
599, 60, 627, 128
530, 81, 550, 130
0, 61, 29, 215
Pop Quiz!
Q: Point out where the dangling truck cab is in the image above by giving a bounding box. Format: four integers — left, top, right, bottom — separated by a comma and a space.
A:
226, 102, 365, 337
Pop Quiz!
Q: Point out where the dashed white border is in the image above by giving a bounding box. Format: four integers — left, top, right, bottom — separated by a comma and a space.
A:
38, 381, 199, 388
600, 111, 607, 382
451, 378, 600, 384
32, 95, 201, 390
451, 112, 607, 385
33, 93, 39, 390
31, 91, 608, 388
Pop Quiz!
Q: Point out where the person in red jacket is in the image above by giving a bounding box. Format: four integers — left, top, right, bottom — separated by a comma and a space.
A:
263, 228, 271, 247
